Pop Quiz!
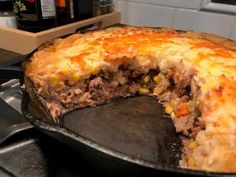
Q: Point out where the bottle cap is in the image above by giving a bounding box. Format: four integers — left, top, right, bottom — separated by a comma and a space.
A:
0, 0, 14, 12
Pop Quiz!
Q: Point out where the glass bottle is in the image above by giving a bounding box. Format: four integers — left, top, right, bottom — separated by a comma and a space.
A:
13, 0, 57, 32
56, 0, 75, 25
56, 0, 93, 25
76, 0, 93, 20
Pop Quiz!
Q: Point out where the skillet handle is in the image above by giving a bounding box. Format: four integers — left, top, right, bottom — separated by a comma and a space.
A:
0, 66, 21, 80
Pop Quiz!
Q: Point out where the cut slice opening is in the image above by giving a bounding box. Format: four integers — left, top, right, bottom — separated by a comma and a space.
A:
42, 62, 204, 169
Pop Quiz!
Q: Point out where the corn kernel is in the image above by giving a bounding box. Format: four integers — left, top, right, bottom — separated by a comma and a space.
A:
153, 75, 160, 84
68, 72, 80, 85
188, 157, 195, 167
187, 101, 193, 110
78, 95, 84, 103
188, 141, 198, 149
170, 100, 178, 107
138, 87, 150, 95
91, 67, 99, 75
143, 75, 151, 83
50, 75, 60, 86
62, 65, 70, 76
165, 105, 173, 114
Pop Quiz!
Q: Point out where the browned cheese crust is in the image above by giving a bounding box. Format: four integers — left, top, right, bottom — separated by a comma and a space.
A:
24, 26, 236, 172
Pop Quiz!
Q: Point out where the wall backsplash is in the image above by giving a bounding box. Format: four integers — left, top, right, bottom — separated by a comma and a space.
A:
114, 0, 236, 40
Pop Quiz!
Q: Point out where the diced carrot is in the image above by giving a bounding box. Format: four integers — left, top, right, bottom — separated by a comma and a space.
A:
175, 103, 189, 117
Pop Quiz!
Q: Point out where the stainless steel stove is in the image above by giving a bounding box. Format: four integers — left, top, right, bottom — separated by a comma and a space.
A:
0, 79, 22, 114
0, 59, 93, 177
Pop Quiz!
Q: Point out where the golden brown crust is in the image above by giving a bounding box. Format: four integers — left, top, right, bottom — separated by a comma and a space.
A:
194, 31, 236, 51
24, 26, 236, 172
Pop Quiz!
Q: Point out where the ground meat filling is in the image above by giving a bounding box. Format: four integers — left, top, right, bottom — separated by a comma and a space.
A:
43, 63, 204, 168
54, 65, 157, 109
48, 64, 202, 134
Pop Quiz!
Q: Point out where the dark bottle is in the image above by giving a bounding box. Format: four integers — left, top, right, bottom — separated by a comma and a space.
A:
76, 0, 93, 20
55, 0, 92, 25
13, 0, 57, 32
56, 0, 75, 25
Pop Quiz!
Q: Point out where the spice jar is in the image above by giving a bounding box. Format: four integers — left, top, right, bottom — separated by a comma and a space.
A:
0, 0, 16, 28
93, 0, 113, 16
13, 0, 57, 32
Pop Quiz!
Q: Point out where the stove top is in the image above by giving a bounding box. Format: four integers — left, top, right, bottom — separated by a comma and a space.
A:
0, 79, 22, 114
0, 79, 89, 177
0, 130, 92, 177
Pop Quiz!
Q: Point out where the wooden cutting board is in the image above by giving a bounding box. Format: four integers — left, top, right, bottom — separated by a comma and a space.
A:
0, 12, 121, 55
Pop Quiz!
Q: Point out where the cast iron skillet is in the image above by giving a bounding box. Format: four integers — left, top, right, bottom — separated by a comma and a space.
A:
21, 61, 235, 177
4, 28, 236, 176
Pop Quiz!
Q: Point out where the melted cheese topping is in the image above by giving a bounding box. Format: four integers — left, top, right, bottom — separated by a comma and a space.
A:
25, 26, 236, 172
